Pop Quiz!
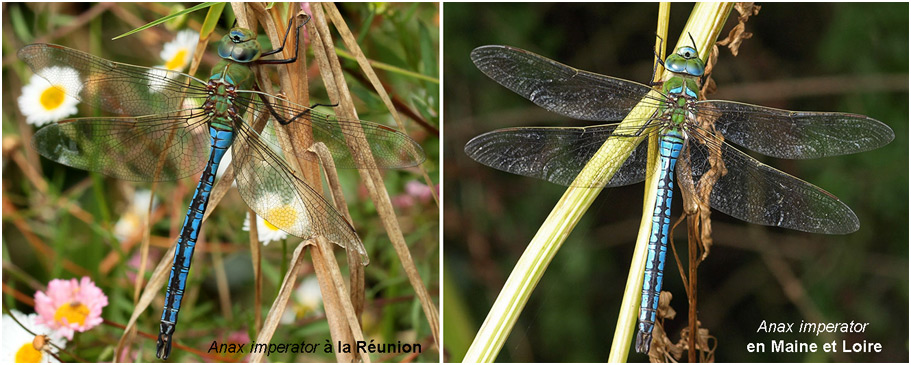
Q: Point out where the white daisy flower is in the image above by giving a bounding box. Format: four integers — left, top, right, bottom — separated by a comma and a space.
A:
1, 310, 67, 363
242, 193, 309, 245
18, 66, 82, 126
159, 29, 199, 72
263, 202, 309, 237
242, 211, 289, 245
113, 189, 159, 242
147, 29, 199, 92
294, 276, 323, 315
281, 276, 323, 324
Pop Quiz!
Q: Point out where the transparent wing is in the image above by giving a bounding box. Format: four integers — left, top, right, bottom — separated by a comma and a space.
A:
230, 118, 368, 263
31, 110, 211, 181
470, 45, 665, 121
235, 91, 426, 170
697, 100, 894, 159
464, 124, 652, 188
685, 140, 859, 234
18, 43, 208, 116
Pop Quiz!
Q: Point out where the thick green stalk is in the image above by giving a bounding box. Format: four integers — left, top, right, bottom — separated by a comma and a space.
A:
606, 4, 671, 361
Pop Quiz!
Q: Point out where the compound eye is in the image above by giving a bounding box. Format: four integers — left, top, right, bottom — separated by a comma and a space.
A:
686, 59, 705, 77
665, 57, 685, 73
232, 47, 259, 62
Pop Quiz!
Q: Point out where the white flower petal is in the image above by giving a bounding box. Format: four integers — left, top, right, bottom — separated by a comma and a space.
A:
241, 192, 309, 245
18, 67, 82, 126
2, 310, 66, 363
160, 29, 199, 71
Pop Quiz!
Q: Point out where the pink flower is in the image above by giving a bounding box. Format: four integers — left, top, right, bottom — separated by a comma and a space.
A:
226, 329, 250, 344
405, 181, 436, 203
34, 277, 108, 340
392, 194, 415, 209
125, 249, 159, 283
393, 181, 437, 208
116, 346, 137, 363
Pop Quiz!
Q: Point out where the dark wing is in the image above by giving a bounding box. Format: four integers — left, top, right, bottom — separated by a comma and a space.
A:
464, 125, 651, 188
471, 45, 662, 121
685, 141, 859, 234
697, 100, 894, 159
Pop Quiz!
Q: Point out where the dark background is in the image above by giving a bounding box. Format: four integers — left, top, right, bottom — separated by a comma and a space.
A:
443, 3, 907, 362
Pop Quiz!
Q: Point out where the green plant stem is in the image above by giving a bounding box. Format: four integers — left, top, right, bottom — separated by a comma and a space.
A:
606, 6, 671, 361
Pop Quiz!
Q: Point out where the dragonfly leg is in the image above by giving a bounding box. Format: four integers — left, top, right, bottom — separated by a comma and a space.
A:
254, 92, 318, 126
649, 34, 666, 86
309, 101, 339, 109
257, 13, 309, 64
686, 32, 698, 50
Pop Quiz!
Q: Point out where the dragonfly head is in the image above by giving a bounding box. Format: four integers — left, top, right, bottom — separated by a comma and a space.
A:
664, 46, 705, 77
218, 27, 263, 63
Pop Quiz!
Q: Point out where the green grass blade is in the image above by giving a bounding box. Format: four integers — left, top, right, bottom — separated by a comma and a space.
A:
200, 2, 226, 39
335, 48, 439, 83
112, 2, 219, 40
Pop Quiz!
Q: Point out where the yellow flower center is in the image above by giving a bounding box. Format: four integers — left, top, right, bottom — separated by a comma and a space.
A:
295, 303, 318, 319
15, 341, 42, 363
39, 86, 65, 111
54, 301, 89, 326
264, 205, 297, 231
165, 49, 187, 70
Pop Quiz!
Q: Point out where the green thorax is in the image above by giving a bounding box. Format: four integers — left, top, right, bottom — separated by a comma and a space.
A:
205, 27, 266, 128
657, 46, 706, 128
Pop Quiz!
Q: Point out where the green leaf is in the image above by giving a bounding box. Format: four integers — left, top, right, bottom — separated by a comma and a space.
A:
112, 2, 218, 40
200, 2, 226, 39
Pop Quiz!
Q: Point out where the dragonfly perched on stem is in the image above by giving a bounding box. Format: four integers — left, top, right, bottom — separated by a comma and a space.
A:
20, 13, 425, 359
465, 44, 893, 354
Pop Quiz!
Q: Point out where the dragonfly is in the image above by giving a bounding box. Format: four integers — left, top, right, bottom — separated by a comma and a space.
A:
464, 44, 893, 354
20, 16, 425, 359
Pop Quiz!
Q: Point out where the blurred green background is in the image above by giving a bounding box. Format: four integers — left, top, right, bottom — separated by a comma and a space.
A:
2, 2, 438, 362
443, 3, 906, 362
